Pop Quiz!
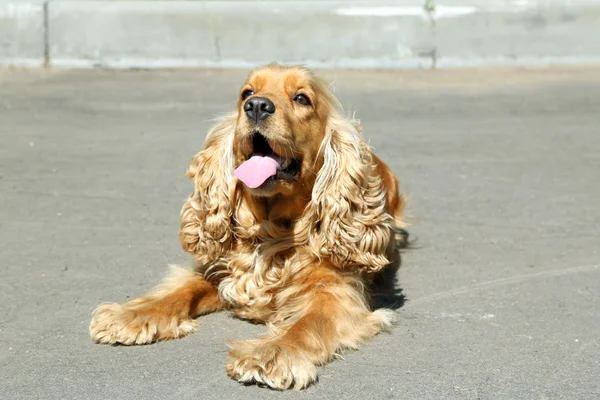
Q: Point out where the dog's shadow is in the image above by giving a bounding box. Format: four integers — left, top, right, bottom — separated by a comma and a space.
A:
368, 228, 412, 311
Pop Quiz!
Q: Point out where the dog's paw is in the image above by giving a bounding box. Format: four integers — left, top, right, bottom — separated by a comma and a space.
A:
226, 340, 317, 390
89, 301, 198, 345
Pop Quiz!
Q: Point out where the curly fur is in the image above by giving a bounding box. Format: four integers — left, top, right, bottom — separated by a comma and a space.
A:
90, 64, 408, 391
302, 114, 394, 272
179, 112, 237, 264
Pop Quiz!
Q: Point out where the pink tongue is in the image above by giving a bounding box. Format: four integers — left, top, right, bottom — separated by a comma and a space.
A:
234, 155, 280, 188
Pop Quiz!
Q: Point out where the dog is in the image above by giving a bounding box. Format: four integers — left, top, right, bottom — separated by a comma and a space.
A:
89, 63, 408, 390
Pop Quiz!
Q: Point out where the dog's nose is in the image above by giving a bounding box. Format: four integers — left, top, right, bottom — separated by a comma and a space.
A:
244, 97, 275, 123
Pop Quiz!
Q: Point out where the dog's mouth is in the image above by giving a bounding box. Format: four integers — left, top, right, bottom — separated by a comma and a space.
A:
234, 132, 300, 189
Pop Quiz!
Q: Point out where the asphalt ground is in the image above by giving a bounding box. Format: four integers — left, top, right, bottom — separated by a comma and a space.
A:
1, 66, 599, 399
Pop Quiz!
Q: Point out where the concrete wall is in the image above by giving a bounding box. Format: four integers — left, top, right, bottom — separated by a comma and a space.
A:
2, 0, 600, 68
0, 2, 46, 66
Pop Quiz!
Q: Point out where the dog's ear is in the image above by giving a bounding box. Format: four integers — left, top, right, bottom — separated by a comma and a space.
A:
179, 113, 237, 265
303, 113, 394, 272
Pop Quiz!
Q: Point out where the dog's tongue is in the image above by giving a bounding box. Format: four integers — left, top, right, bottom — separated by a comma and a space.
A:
234, 155, 280, 188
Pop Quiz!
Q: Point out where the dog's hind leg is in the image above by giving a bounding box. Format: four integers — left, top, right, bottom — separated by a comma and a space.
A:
89, 265, 223, 345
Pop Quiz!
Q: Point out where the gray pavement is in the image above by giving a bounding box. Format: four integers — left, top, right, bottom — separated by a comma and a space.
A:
1, 66, 600, 399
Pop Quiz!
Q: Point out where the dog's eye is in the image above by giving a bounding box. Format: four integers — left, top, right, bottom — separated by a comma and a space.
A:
241, 89, 254, 100
293, 94, 311, 107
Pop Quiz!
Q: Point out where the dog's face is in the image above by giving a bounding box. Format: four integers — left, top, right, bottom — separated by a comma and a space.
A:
233, 65, 332, 197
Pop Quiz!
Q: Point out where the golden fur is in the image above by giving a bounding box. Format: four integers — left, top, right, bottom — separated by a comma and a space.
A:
90, 64, 408, 390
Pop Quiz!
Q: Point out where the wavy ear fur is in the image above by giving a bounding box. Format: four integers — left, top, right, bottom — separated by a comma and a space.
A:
304, 113, 394, 272
179, 113, 237, 265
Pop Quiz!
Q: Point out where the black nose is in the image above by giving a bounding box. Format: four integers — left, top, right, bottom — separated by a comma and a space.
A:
244, 97, 275, 123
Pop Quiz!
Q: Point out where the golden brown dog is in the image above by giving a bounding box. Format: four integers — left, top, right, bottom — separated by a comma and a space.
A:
89, 64, 408, 390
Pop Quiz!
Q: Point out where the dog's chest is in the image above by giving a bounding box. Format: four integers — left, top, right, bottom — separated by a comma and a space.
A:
217, 251, 286, 322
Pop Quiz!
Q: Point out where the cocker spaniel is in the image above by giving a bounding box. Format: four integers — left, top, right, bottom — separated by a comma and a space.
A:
89, 64, 408, 390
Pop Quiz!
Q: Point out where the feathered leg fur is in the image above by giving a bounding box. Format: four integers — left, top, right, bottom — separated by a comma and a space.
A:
90, 266, 223, 345
226, 261, 394, 390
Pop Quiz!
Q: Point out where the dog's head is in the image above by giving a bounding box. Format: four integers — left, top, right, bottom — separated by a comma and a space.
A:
180, 64, 393, 271
232, 65, 334, 197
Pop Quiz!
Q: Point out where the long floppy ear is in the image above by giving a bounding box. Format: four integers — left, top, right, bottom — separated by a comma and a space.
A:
179, 113, 237, 265
304, 112, 394, 273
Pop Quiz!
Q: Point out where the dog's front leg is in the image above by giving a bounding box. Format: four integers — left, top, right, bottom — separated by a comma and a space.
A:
90, 265, 223, 345
226, 262, 394, 390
